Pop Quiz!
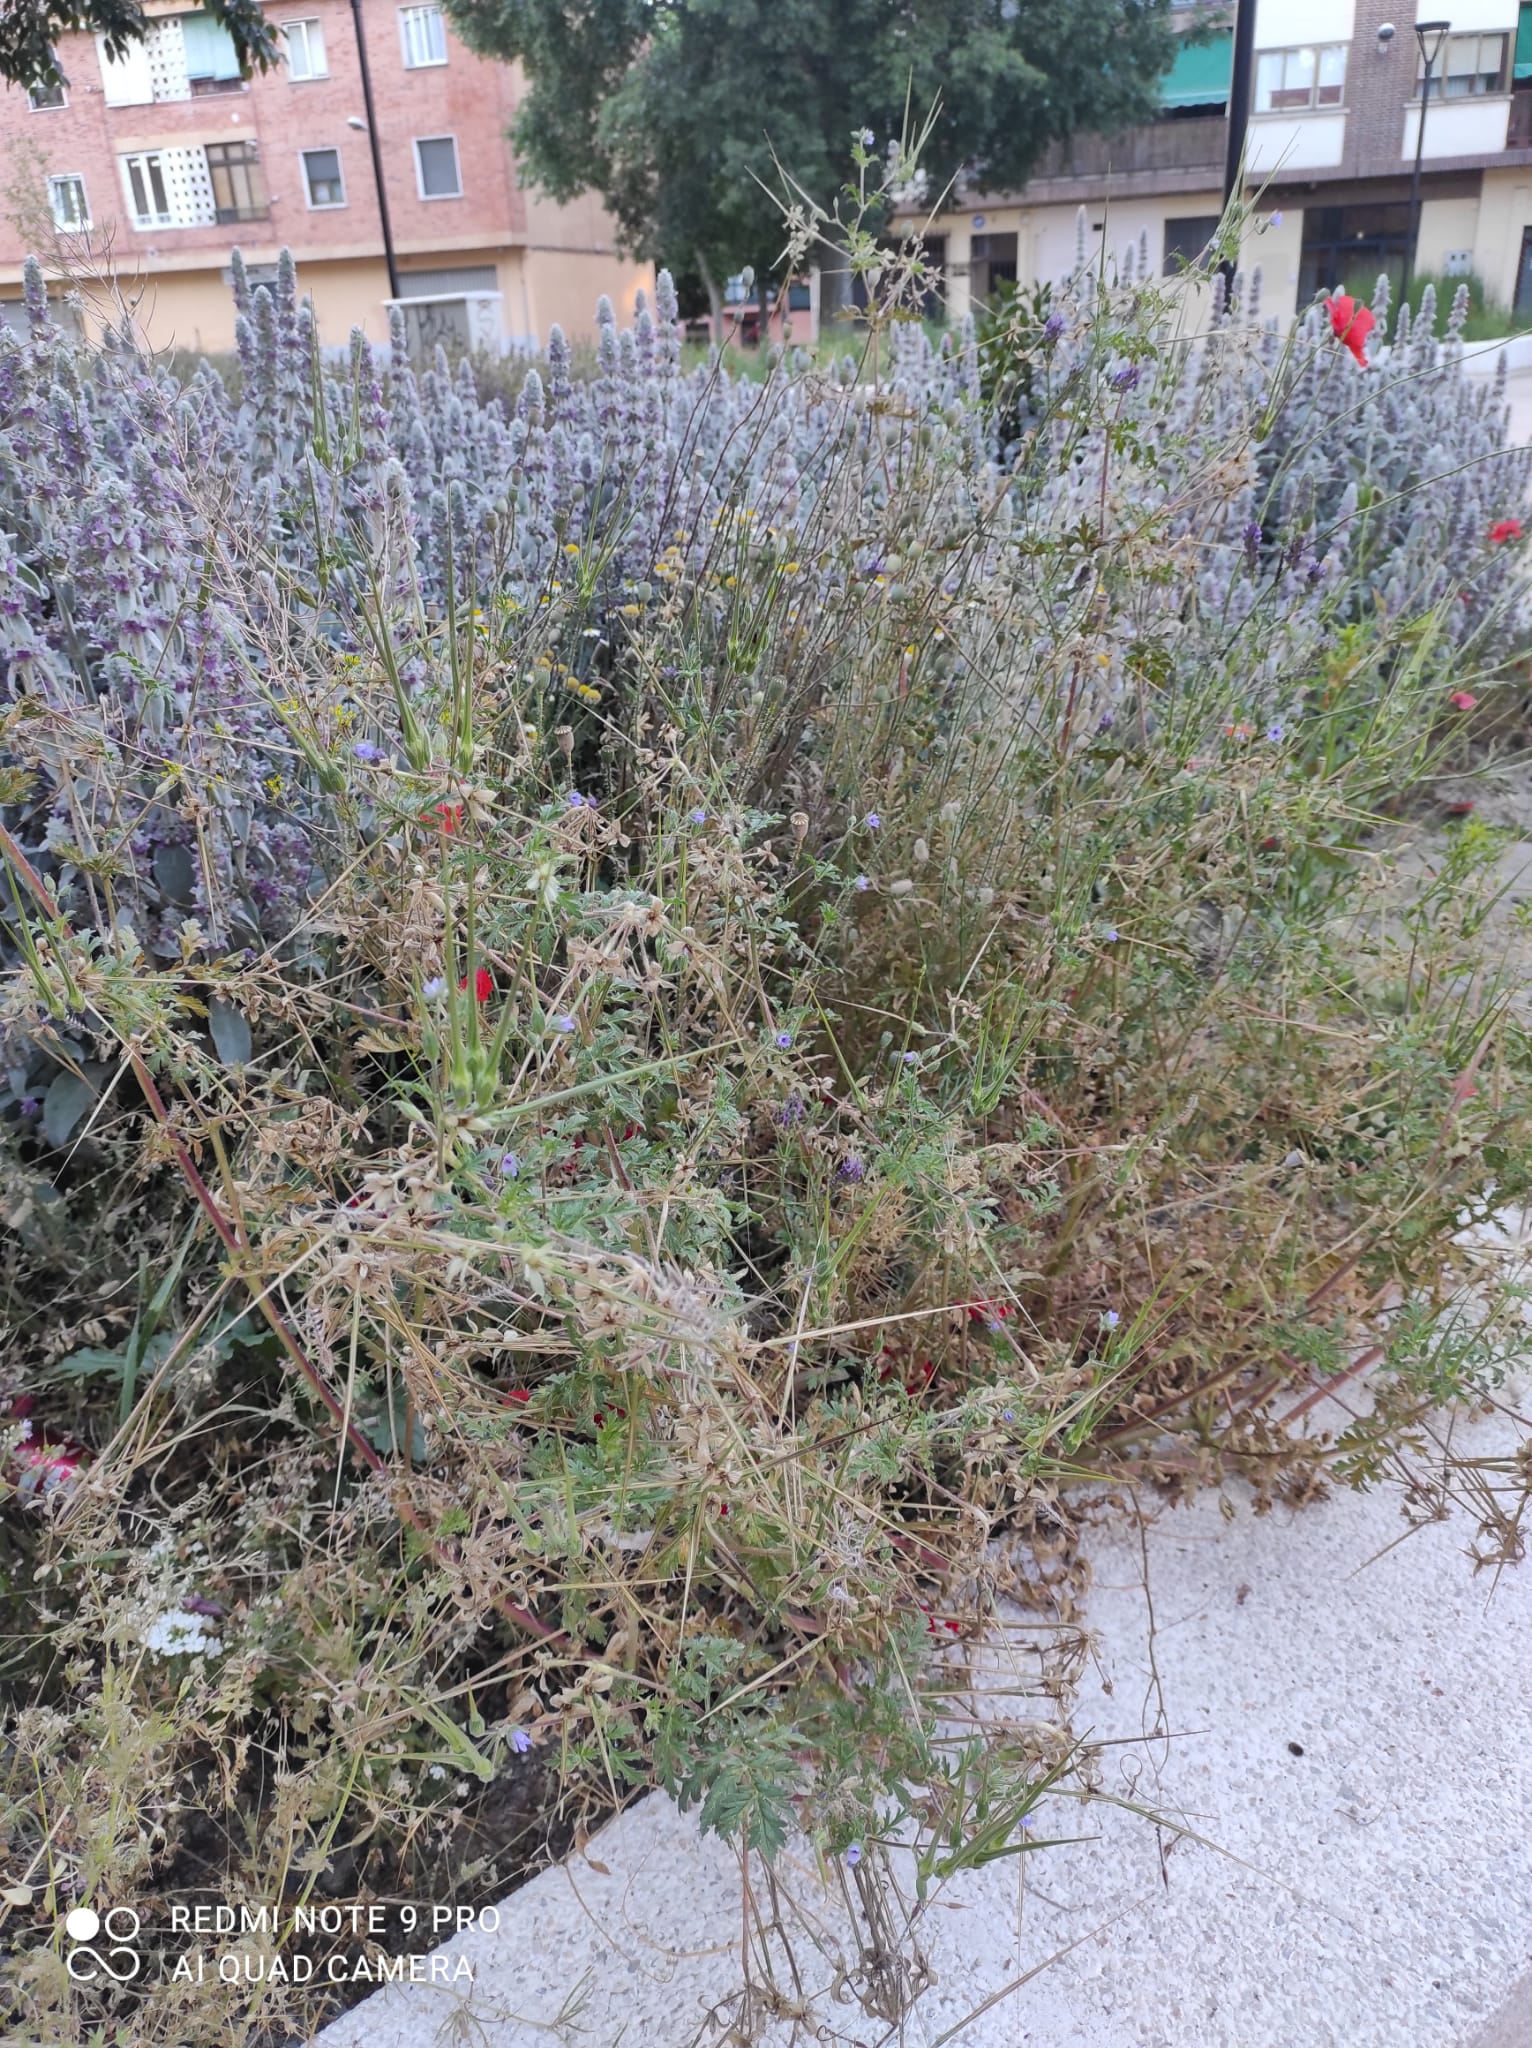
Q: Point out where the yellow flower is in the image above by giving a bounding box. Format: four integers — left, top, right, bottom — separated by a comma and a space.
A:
783, 561, 800, 575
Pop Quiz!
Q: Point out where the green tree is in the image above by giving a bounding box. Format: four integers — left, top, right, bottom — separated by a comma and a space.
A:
0, 0, 276, 93
446, 0, 1185, 324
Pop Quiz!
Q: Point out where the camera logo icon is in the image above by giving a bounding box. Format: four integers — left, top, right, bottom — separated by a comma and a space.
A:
64, 1905, 143, 1984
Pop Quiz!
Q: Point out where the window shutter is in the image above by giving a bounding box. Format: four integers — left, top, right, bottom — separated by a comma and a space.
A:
97, 34, 155, 106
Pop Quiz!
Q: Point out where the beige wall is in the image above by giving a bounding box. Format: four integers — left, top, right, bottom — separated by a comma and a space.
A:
7, 245, 653, 357
929, 191, 1304, 327
1416, 196, 1485, 284
522, 246, 651, 348
1472, 170, 1532, 311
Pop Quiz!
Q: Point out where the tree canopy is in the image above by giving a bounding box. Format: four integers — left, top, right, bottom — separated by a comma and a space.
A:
0, 0, 276, 92
446, 0, 1185, 295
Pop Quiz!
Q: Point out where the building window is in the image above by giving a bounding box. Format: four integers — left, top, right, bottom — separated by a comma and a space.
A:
1163, 215, 1221, 275
1419, 33, 1507, 98
119, 144, 218, 228
48, 174, 89, 229
281, 18, 327, 79
182, 12, 244, 93
1253, 44, 1347, 113
205, 140, 268, 223
122, 151, 173, 228
413, 134, 462, 199
27, 72, 66, 109
301, 147, 346, 207
399, 3, 447, 67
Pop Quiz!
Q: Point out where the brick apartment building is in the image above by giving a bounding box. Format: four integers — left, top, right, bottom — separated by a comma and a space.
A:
0, 0, 649, 353
916, 0, 1532, 327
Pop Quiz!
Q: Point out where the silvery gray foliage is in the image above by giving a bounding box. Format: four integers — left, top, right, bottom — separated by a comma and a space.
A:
0, 244, 1524, 1009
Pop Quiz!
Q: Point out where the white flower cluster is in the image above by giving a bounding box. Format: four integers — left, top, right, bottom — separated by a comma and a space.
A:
141, 1608, 222, 1658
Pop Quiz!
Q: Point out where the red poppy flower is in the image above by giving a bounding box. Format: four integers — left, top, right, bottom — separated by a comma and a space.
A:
1490, 518, 1524, 545
458, 967, 494, 1003
1448, 691, 1478, 711
431, 802, 463, 834
1324, 295, 1374, 367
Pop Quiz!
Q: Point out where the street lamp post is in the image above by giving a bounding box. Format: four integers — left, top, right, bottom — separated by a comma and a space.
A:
1404, 19, 1452, 304
346, 0, 401, 303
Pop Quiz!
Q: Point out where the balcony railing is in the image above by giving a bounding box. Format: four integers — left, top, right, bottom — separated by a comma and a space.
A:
1030, 114, 1227, 181
214, 205, 271, 225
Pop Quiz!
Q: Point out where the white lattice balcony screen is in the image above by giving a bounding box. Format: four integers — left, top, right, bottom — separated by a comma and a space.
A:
120, 146, 218, 229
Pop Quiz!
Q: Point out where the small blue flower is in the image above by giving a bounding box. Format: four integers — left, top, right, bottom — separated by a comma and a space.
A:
1267, 722, 1284, 743
858, 127, 875, 149
566, 790, 587, 809
1002, 1409, 1015, 1422
510, 1728, 533, 1755
854, 875, 870, 892
775, 1031, 793, 1049
1102, 1309, 1121, 1330
1103, 927, 1118, 943
845, 1843, 863, 1867
552, 1014, 577, 1034
500, 1152, 520, 1179
839, 1155, 866, 1182
902, 1051, 918, 1066
352, 740, 384, 761
422, 976, 444, 998
690, 808, 707, 824
864, 813, 882, 831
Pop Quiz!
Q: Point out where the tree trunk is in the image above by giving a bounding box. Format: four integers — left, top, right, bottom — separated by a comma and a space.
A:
695, 247, 724, 348
816, 226, 855, 333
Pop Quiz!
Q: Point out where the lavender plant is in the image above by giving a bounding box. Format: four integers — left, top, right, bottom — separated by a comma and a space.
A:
2, 194, 1531, 2048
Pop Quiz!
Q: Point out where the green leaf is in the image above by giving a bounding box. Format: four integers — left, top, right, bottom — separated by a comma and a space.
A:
208, 998, 253, 1068
42, 1070, 97, 1148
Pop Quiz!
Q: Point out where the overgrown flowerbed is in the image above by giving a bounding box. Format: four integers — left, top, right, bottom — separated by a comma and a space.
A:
2, 214, 1531, 2042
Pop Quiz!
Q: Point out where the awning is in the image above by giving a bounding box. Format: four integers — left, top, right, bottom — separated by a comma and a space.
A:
180, 12, 242, 81
1160, 30, 1234, 108
1516, 1, 1532, 80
